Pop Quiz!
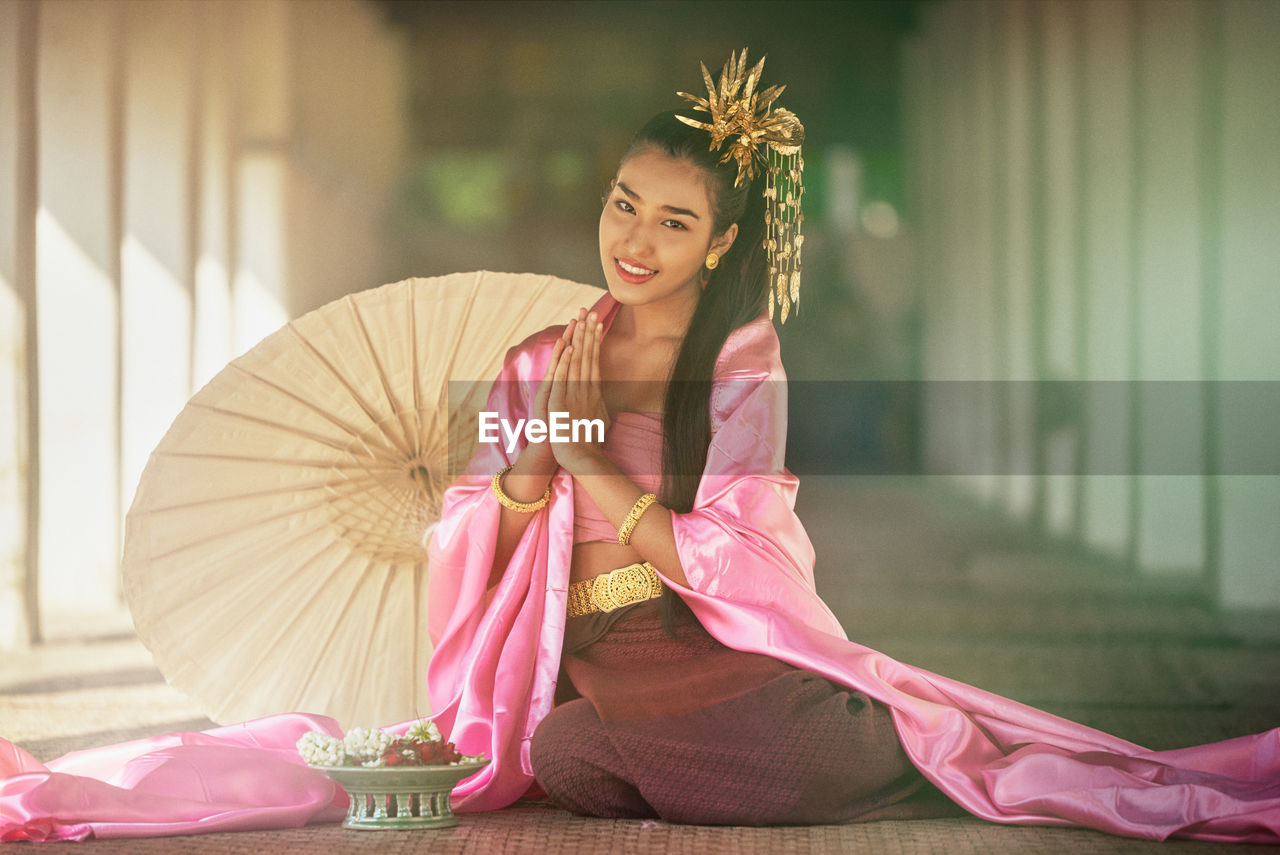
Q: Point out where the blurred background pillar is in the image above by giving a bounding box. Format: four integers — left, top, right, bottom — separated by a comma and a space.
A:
120, 0, 198, 569
35, 0, 125, 628
1217, 0, 1280, 611
0, 0, 39, 647
1078, 0, 1136, 567
1132, 0, 1205, 581
231, 0, 290, 354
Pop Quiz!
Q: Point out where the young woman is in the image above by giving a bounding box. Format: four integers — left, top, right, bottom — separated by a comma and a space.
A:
427, 111, 950, 825
423, 59, 1280, 840
2, 51, 1276, 844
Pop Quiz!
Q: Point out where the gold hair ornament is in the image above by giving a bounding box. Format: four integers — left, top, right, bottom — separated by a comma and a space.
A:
676, 48, 805, 322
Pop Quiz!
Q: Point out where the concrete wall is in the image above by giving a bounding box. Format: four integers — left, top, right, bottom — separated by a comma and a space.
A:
904, 0, 1280, 609
0, 0, 406, 647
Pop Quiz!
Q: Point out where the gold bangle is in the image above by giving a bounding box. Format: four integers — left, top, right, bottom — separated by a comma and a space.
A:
617, 493, 658, 546
491, 464, 551, 513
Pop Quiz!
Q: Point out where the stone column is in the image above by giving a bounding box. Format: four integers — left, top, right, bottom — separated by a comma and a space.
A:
0, 0, 40, 648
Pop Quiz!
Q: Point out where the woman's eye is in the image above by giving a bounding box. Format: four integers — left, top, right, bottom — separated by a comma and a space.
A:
615, 200, 635, 214
662, 219, 688, 231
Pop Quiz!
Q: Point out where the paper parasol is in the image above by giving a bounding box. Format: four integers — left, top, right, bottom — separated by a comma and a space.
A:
122, 272, 601, 729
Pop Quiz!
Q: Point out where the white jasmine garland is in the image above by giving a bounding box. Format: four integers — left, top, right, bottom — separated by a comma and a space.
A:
343, 726, 392, 763
295, 719, 486, 768
296, 732, 345, 767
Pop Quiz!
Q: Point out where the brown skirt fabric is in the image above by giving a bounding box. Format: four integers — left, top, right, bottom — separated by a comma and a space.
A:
530, 593, 959, 826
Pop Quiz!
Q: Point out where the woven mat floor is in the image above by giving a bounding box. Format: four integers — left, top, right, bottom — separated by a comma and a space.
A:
21, 806, 1280, 854
5, 477, 1279, 853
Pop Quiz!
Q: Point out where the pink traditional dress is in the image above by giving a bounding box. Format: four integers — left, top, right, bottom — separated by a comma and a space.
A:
3, 290, 1278, 842
425, 292, 1280, 841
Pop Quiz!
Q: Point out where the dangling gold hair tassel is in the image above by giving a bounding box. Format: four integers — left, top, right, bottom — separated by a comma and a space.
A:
676, 49, 805, 323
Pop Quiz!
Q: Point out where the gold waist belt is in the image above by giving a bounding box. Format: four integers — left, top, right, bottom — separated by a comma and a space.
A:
566, 562, 663, 618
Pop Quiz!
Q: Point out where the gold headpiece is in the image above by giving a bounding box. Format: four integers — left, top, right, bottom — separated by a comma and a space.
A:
677, 49, 805, 322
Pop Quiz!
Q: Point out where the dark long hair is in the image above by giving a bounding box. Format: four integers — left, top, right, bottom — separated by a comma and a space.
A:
618, 111, 772, 629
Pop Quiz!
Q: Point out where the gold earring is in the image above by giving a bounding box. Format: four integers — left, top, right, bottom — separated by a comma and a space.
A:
705, 251, 719, 270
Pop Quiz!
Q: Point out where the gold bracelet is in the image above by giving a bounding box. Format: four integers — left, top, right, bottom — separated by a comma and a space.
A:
491, 464, 551, 512
617, 493, 658, 546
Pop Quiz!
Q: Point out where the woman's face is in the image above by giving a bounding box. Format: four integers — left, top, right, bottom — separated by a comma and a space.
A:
599, 148, 736, 315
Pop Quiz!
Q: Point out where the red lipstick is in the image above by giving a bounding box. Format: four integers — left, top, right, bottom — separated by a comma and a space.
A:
614, 257, 658, 285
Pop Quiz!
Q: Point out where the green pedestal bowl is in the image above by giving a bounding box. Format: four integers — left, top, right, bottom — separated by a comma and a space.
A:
318, 759, 490, 830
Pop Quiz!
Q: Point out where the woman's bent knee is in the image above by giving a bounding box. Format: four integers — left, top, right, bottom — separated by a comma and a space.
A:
530, 699, 653, 819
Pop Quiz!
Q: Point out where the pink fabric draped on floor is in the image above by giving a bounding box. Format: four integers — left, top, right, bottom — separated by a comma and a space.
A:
1, 715, 347, 841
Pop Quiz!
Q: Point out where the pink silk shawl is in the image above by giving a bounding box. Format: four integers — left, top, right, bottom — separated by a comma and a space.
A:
425, 292, 1280, 843
0, 715, 349, 841
2, 291, 1276, 842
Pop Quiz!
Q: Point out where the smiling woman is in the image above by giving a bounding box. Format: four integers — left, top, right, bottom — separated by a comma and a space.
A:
423, 52, 1280, 840
599, 155, 736, 305
2, 46, 1279, 845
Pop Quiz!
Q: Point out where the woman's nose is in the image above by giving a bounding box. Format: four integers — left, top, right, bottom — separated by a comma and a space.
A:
622, 221, 652, 256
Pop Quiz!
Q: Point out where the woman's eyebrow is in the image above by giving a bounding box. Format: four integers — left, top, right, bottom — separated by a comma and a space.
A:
617, 181, 701, 220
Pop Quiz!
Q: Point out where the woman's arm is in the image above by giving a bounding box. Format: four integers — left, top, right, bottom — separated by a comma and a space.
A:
562, 457, 689, 588
547, 309, 690, 585
487, 443, 557, 586
485, 316, 590, 585
426, 317, 572, 648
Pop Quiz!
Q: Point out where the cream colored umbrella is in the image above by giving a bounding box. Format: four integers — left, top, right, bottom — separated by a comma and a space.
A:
122, 272, 601, 729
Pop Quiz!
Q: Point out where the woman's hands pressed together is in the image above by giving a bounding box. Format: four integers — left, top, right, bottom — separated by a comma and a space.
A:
486, 309, 599, 583
545, 308, 612, 476
490, 303, 690, 589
